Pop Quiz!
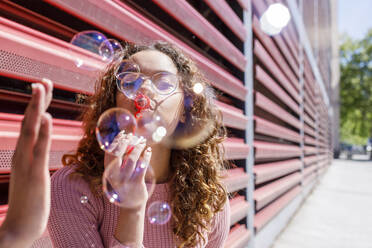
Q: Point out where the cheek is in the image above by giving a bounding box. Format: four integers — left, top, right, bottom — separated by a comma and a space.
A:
158, 92, 184, 132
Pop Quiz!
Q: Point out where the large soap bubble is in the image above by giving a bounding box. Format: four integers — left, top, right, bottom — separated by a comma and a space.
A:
96, 108, 137, 156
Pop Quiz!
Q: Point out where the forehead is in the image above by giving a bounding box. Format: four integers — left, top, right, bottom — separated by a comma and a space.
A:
129, 50, 177, 75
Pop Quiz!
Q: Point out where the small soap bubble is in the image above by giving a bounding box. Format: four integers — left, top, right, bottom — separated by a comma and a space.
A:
80, 195, 88, 204
147, 201, 171, 225
106, 39, 124, 62
96, 108, 137, 156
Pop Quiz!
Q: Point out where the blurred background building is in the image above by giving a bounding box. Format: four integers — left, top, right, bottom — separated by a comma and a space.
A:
0, 0, 345, 248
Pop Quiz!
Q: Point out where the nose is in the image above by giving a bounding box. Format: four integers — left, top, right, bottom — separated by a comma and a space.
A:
138, 78, 157, 110
139, 78, 155, 98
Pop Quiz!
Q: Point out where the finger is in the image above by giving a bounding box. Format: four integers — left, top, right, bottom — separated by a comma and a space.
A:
32, 113, 52, 175
133, 146, 152, 182
107, 131, 131, 156
16, 83, 45, 162
116, 132, 133, 157
40, 78, 53, 111
122, 138, 146, 180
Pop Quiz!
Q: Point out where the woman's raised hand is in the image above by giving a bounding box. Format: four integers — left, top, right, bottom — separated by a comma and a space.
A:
0, 79, 53, 247
104, 134, 152, 210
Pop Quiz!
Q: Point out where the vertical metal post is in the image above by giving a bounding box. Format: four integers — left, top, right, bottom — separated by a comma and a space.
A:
315, 90, 320, 179
314, 0, 319, 63
244, 1, 255, 247
298, 0, 305, 188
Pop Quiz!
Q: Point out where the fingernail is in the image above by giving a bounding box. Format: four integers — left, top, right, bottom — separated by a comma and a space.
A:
146, 147, 152, 152
31, 84, 37, 95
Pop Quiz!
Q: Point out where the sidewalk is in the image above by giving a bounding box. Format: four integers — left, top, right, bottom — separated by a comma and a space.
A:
272, 157, 372, 248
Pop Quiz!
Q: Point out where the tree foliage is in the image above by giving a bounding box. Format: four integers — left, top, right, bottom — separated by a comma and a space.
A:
339, 29, 372, 145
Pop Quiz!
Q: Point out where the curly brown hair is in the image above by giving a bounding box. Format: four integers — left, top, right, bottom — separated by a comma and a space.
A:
62, 41, 228, 247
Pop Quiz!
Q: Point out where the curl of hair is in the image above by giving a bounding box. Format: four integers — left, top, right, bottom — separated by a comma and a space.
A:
62, 41, 228, 247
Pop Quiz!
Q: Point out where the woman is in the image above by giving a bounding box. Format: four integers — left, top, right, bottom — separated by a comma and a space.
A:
48, 41, 230, 248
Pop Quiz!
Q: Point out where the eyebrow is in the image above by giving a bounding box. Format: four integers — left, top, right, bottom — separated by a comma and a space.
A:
130, 57, 176, 75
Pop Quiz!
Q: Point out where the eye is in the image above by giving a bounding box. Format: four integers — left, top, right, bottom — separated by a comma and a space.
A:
122, 72, 140, 83
152, 72, 178, 93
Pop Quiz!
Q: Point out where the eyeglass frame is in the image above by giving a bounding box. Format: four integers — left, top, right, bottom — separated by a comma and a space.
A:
115, 59, 180, 98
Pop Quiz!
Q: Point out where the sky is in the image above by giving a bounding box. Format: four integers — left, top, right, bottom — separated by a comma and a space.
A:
338, 0, 372, 40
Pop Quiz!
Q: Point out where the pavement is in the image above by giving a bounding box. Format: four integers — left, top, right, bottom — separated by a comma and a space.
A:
272, 155, 372, 248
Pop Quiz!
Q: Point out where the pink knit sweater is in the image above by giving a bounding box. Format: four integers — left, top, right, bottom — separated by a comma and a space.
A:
47, 166, 230, 247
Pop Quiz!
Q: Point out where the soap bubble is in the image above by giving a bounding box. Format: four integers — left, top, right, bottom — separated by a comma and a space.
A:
102, 157, 156, 208
147, 201, 171, 225
98, 38, 124, 63
162, 95, 215, 149
136, 111, 167, 144
106, 39, 124, 62
70, 31, 116, 70
80, 195, 88, 204
71, 31, 109, 54
96, 108, 137, 156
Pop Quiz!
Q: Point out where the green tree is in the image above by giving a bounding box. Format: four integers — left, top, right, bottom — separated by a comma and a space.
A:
339, 29, 372, 145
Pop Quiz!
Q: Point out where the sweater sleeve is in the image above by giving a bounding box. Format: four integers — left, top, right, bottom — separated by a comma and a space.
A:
206, 198, 231, 248
47, 166, 105, 248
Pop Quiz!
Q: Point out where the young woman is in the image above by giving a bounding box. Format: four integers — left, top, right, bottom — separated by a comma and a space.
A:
47, 41, 230, 248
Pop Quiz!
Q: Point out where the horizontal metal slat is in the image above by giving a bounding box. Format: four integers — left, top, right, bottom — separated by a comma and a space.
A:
304, 113, 316, 129
303, 172, 317, 186
255, 65, 300, 115
152, 0, 246, 71
303, 155, 318, 166
255, 91, 301, 130
254, 141, 302, 161
230, 195, 250, 226
237, 0, 249, 10
222, 167, 250, 193
0, 113, 244, 173
0, 205, 8, 214
254, 116, 301, 143
0, 0, 76, 40
304, 135, 317, 146
0, 17, 101, 94
215, 101, 248, 130
303, 164, 318, 177
304, 145, 317, 155
252, 0, 300, 81
254, 185, 301, 232
254, 39, 300, 103
0, 113, 82, 173
225, 224, 251, 248
252, 15, 299, 93
254, 172, 301, 210
45, 0, 248, 101
254, 159, 302, 184
203, 0, 247, 41
304, 123, 316, 137
223, 138, 250, 160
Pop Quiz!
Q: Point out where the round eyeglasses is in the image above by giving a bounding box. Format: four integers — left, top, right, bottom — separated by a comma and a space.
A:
115, 60, 179, 99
